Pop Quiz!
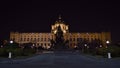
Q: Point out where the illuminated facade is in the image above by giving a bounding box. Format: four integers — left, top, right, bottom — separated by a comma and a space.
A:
51, 16, 69, 34
10, 16, 111, 49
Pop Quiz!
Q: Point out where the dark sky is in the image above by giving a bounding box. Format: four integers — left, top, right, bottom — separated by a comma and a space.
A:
0, 0, 120, 43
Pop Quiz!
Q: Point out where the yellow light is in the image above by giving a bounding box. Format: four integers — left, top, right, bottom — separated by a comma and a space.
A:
63, 30, 66, 33
54, 30, 57, 34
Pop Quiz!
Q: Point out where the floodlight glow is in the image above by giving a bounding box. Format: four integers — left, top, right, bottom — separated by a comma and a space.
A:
10, 40, 13, 43
106, 41, 110, 44
84, 44, 87, 46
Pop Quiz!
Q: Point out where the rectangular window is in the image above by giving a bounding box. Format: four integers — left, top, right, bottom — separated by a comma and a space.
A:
44, 38, 46, 41
48, 43, 50, 46
20, 38, 22, 41
70, 38, 72, 41
73, 38, 75, 41
77, 38, 79, 41
44, 43, 46, 46
41, 43, 43, 46
27, 38, 29, 41
48, 38, 50, 41
34, 38, 36, 41
24, 38, 26, 41
31, 38, 33, 41
38, 38, 40, 41
41, 38, 43, 41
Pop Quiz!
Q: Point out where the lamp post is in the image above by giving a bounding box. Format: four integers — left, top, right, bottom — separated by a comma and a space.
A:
84, 44, 87, 47
106, 40, 110, 47
100, 45, 102, 48
10, 40, 13, 44
106, 40, 111, 59
84, 44, 87, 53
8, 40, 13, 59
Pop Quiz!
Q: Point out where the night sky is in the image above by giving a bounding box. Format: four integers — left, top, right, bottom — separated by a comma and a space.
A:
0, 0, 120, 43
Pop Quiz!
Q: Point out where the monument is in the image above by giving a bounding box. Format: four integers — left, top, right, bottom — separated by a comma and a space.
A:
51, 25, 69, 50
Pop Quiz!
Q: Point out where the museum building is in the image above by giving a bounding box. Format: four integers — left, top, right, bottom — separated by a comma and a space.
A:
10, 16, 111, 49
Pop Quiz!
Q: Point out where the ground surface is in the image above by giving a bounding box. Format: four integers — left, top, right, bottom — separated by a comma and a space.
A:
0, 51, 120, 68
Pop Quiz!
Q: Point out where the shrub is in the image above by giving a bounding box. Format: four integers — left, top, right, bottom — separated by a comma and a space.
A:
0, 48, 7, 56
108, 46, 120, 57
13, 48, 23, 57
97, 46, 120, 57
97, 47, 108, 57
0, 46, 36, 58
23, 48, 36, 56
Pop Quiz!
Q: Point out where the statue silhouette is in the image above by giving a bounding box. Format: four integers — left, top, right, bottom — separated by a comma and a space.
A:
50, 25, 69, 50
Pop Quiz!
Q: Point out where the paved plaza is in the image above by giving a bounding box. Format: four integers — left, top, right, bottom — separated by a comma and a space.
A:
0, 51, 120, 68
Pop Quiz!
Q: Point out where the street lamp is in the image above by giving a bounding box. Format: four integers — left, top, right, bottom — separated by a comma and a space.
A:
106, 40, 110, 44
106, 40, 111, 59
84, 44, 87, 47
83, 44, 89, 53
10, 40, 13, 44
8, 40, 13, 59
100, 45, 102, 48
85, 44, 89, 48
106, 40, 110, 48
1, 45, 3, 48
